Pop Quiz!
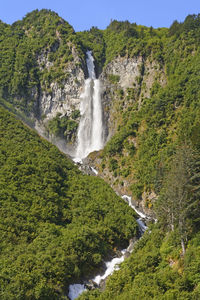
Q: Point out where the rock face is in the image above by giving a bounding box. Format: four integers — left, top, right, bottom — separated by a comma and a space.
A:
84, 55, 166, 218
37, 48, 85, 121
99, 55, 166, 141
12, 49, 165, 215
101, 56, 143, 88
31, 51, 166, 157
38, 73, 83, 120
30, 46, 86, 155
100, 56, 143, 140
33, 54, 143, 153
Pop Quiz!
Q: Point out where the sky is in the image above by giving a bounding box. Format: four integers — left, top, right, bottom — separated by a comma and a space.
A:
0, 0, 200, 31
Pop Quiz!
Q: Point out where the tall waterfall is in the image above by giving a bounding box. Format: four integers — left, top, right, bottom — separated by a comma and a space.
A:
75, 51, 104, 160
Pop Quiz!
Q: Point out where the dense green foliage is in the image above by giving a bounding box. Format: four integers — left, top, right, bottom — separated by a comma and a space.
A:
76, 16, 200, 299
156, 144, 200, 254
1, 10, 200, 300
0, 106, 138, 299
46, 111, 80, 142
77, 27, 105, 73
77, 19, 167, 71
97, 15, 200, 204
78, 226, 200, 300
80, 147, 200, 300
76, 15, 200, 299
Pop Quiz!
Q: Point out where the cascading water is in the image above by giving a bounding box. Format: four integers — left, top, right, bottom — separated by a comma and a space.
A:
75, 51, 104, 161
69, 51, 148, 300
68, 195, 148, 300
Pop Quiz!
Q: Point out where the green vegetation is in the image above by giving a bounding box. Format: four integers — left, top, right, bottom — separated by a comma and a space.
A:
97, 14, 200, 206
156, 144, 200, 255
107, 74, 120, 84
76, 19, 167, 70
78, 226, 200, 300
0, 106, 138, 299
1, 10, 200, 300
46, 111, 80, 142
77, 27, 105, 73
1, 11, 200, 119
78, 145, 200, 300
78, 145, 200, 299
77, 15, 200, 300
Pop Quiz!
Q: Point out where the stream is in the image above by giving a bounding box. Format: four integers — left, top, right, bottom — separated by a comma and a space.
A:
69, 50, 148, 300
68, 194, 148, 300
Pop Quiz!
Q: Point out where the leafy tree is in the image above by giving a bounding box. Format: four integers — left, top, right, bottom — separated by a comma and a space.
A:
156, 144, 200, 255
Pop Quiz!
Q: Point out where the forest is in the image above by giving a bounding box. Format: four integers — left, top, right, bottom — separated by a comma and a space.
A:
0, 106, 138, 299
0, 9, 200, 300
77, 14, 200, 300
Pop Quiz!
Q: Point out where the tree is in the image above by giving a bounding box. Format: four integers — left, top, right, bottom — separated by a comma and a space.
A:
156, 144, 200, 255
169, 20, 182, 36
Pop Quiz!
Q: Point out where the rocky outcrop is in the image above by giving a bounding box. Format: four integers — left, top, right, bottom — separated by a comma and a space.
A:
34, 54, 146, 153
29, 46, 86, 155
37, 49, 85, 121
100, 56, 143, 140
101, 56, 143, 88
99, 55, 166, 141
83, 55, 166, 218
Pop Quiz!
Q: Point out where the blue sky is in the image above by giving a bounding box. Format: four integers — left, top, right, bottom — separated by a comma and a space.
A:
1, 0, 200, 31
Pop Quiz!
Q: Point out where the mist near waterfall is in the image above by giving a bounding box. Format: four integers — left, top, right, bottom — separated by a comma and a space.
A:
75, 51, 104, 160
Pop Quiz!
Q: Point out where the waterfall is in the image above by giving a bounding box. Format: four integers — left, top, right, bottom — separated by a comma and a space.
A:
69, 53, 148, 300
74, 51, 104, 161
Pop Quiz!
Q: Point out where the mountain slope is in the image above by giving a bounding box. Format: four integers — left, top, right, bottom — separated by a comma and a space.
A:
0, 9, 87, 154
0, 11, 200, 300
85, 16, 200, 214
78, 226, 200, 300
0, 106, 138, 299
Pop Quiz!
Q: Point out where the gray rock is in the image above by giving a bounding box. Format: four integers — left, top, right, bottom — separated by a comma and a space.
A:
85, 280, 98, 290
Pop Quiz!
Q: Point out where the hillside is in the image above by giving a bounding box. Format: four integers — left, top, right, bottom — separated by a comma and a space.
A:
0, 9, 200, 300
79, 225, 200, 299
84, 15, 200, 214
0, 106, 138, 299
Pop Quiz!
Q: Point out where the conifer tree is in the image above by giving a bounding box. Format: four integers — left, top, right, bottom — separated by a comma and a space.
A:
156, 144, 200, 255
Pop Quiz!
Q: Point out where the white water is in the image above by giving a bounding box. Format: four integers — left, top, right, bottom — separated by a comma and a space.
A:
91, 167, 98, 175
93, 249, 126, 285
68, 195, 148, 300
92, 196, 147, 285
68, 284, 86, 300
122, 195, 148, 233
69, 51, 147, 300
75, 51, 104, 160
122, 195, 147, 219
